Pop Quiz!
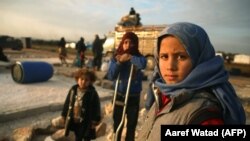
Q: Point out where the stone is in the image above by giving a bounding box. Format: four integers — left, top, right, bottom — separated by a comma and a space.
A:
51, 129, 75, 141
12, 127, 33, 141
96, 122, 107, 137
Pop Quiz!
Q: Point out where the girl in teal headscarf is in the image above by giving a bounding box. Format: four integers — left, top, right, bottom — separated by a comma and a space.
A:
138, 22, 245, 140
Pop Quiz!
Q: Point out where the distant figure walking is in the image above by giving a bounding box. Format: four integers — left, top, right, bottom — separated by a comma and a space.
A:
58, 37, 67, 66
92, 34, 106, 71
75, 37, 87, 68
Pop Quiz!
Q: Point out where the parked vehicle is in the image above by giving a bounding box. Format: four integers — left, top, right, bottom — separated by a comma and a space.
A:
0, 35, 23, 50
103, 25, 166, 70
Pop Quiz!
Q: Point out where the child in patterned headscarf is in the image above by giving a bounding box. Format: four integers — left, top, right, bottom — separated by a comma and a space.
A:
138, 22, 245, 141
107, 32, 147, 141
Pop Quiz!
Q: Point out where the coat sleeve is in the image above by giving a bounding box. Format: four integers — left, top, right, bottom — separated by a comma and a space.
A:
61, 88, 73, 118
130, 55, 147, 69
107, 58, 122, 80
91, 91, 101, 123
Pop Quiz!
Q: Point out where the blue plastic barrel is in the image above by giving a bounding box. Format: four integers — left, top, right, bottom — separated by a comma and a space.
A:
11, 61, 54, 83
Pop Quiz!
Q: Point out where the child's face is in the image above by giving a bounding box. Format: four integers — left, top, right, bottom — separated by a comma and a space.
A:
159, 36, 192, 84
122, 39, 134, 51
77, 76, 91, 89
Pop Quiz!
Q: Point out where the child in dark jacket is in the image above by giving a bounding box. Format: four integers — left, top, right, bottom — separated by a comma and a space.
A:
107, 32, 146, 141
53, 68, 101, 141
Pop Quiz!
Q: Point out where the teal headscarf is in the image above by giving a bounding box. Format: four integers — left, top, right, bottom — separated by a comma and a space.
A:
154, 22, 245, 124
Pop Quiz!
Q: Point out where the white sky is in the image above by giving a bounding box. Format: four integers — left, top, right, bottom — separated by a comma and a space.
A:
0, 0, 249, 54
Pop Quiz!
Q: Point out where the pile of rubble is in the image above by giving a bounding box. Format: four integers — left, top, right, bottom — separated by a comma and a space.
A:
2, 101, 148, 141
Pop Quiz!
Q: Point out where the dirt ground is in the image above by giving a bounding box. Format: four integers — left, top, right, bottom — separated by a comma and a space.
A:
1, 48, 250, 141
5, 48, 248, 104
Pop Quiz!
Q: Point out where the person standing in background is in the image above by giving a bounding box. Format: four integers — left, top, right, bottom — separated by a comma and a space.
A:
75, 37, 87, 68
107, 32, 146, 141
92, 34, 106, 71
129, 7, 136, 15
58, 37, 67, 66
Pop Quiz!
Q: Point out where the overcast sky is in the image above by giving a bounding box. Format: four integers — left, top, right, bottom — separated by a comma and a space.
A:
0, 0, 249, 54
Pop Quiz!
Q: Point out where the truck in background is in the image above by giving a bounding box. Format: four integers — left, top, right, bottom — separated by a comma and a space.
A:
103, 25, 166, 70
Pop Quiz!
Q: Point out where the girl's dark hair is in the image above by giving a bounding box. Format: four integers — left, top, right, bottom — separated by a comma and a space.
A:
74, 68, 97, 82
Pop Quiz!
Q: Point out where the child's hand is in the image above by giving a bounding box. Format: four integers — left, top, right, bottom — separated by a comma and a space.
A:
115, 55, 121, 62
116, 53, 131, 63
